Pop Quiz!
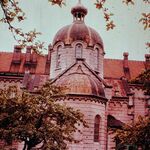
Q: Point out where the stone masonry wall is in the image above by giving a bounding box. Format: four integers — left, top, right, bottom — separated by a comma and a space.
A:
50, 41, 104, 79
57, 96, 107, 150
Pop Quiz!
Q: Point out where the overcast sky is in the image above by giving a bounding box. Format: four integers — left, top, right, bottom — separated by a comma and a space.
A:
0, 0, 149, 60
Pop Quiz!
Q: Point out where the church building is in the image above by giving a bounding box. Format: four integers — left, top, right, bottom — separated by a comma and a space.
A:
0, 1, 149, 150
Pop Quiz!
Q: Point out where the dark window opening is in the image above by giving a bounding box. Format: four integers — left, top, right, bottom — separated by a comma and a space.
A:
94, 115, 100, 142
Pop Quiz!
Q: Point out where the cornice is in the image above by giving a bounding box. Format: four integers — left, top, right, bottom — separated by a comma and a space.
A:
53, 94, 108, 104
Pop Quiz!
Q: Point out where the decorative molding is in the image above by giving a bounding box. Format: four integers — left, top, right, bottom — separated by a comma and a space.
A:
53, 94, 107, 104
112, 96, 128, 101
129, 83, 143, 90
71, 40, 87, 49
53, 41, 65, 51
0, 75, 23, 83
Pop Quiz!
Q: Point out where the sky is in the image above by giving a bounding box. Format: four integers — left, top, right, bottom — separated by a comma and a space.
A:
0, 0, 149, 60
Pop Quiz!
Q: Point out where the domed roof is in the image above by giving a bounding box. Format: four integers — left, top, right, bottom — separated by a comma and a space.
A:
52, 1, 104, 49
56, 72, 105, 97
53, 23, 104, 48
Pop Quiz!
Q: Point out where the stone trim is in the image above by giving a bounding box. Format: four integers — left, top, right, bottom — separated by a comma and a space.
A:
0, 76, 23, 83
53, 94, 107, 104
129, 83, 143, 90
112, 96, 128, 100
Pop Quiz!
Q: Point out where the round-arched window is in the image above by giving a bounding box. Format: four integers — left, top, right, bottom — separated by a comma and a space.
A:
75, 44, 83, 58
56, 45, 62, 68
96, 48, 99, 70
94, 115, 101, 142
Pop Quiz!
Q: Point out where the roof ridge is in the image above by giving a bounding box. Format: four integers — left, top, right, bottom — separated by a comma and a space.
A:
104, 58, 144, 62
0, 51, 13, 54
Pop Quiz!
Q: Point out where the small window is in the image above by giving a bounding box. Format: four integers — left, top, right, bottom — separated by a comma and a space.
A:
75, 44, 83, 58
94, 115, 100, 142
56, 46, 61, 68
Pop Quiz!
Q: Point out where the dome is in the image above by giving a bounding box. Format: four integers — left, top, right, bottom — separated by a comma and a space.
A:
52, 1, 104, 49
56, 72, 105, 97
53, 23, 104, 48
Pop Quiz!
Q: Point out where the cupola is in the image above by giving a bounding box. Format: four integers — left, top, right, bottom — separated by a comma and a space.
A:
52, 1, 104, 49
71, 0, 88, 22
50, 1, 105, 79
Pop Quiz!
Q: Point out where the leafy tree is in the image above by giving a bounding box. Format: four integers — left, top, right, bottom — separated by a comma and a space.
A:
114, 70, 150, 149
115, 116, 150, 150
0, 0, 149, 52
0, 83, 86, 150
130, 69, 150, 95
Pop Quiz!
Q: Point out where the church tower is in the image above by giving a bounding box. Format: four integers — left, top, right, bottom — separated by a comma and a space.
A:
50, 1, 108, 150
50, 0, 105, 79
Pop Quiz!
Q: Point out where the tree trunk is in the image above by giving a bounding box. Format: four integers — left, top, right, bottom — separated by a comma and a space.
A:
26, 143, 34, 150
27, 145, 31, 150
144, 144, 149, 150
23, 141, 27, 150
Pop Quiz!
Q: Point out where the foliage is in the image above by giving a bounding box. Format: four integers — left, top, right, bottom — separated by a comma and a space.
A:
49, 0, 150, 48
0, 83, 86, 150
139, 13, 150, 30
0, 0, 149, 51
130, 69, 150, 95
94, 0, 115, 31
0, 0, 45, 53
48, 0, 65, 7
48, 0, 150, 31
115, 116, 150, 150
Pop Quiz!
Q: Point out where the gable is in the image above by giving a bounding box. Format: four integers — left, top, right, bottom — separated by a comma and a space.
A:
52, 58, 105, 86
51, 58, 106, 98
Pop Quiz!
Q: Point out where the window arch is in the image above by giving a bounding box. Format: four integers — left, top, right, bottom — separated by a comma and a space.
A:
56, 45, 62, 68
75, 44, 83, 58
94, 115, 100, 142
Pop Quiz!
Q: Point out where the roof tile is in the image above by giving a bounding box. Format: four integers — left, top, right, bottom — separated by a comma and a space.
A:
0, 52, 47, 75
104, 59, 145, 79
0, 52, 146, 79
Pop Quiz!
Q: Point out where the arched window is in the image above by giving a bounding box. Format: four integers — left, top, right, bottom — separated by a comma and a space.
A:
96, 48, 99, 70
56, 46, 61, 68
75, 44, 83, 58
94, 115, 100, 142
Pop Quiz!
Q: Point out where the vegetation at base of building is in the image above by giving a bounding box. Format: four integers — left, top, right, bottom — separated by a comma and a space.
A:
114, 70, 150, 149
0, 82, 86, 150
0, 0, 149, 52
114, 115, 150, 150
130, 69, 150, 95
